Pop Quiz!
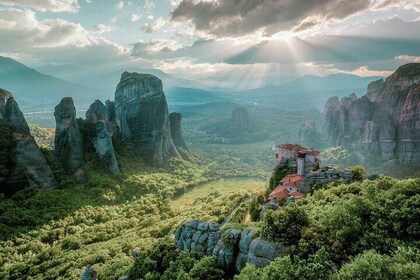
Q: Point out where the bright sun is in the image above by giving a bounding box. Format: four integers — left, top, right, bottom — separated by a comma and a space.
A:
270, 31, 294, 41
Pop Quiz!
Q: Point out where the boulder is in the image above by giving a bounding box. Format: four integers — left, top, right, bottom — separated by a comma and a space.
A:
85, 100, 120, 174
81, 265, 98, 280
54, 97, 85, 183
247, 238, 286, 267
114, 72, 181, 166
1, 90, 56, 195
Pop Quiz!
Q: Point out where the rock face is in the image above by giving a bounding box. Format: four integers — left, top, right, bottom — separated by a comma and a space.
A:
300, 168, 353, 192
174, 220, 285, 272
298, 120, 321, 148
85, 100, 120, 174
114, 72, 180, 166
54, 97, 85, 183
229, 107, 253, 137
324, 63, 420, 165
0, 89, 56, 195
169, 112, 190, 158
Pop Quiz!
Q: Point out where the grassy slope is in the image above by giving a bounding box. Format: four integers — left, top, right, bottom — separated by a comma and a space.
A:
0, 178, 265, 280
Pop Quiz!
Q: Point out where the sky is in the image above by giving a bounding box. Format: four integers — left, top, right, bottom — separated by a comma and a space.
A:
0, 0, 419, 89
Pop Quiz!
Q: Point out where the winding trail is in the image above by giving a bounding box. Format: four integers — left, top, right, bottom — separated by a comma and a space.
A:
221, 194, 257, 227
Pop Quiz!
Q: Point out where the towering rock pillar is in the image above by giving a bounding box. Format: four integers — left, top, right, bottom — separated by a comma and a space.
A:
169, 112, 190, 153
114, 72, 180, 166
54, 97, 85, 183
0, 89, 56, 195
85, 100, 120, 174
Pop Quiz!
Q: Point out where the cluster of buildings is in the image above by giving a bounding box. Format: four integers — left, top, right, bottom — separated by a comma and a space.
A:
270, 144, 320, 202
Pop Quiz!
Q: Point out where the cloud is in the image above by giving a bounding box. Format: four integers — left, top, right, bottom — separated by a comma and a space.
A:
90, 24, 111, 35
144, 0, 155, 13
396, 55, 420, 63
372, 0, 420, 11
131, 14, 142, 22
0, 7, 130, 67
115, 1, 124, 10
0, 0, 79, 13
171, 0, 373, 38
141, 17, 166, 33
337, 17, 420, 38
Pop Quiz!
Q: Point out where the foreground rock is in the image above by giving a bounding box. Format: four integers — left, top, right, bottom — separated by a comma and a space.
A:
114, 72, 180, 166
324, 63, 420, 165
85, 100, 120, 174
174, 220, 286, 272
0, 89, 56, 195
54, 97, 85, 183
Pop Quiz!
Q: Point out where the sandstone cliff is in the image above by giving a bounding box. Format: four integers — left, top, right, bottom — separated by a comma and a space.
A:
114, 72, 180, 166
54, 97, 85, 183
324, 63, 420, 165
0, 89, 56, 194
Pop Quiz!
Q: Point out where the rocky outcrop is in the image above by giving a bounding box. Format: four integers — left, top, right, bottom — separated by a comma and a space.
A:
324, 96, 341, 146
174, 220, 285, 272
85, 100, 120, 174
114, 72, 180, 166
366, 79, 385, 102
300, 168, 353, 192
229, 107, 253, 137
169, 112, 190, 159
324, 63, 420, 165
0, 89, 56, 195
54, 97, 85, 183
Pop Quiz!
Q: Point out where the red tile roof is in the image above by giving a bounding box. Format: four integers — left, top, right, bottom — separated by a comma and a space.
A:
280, 174, 303, 187
278, 143, 305, 151
269, 186, 289, 200
278, 143, 319, 157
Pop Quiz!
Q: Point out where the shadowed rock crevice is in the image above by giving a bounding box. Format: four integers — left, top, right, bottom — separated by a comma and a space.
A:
85, 100, 120, 174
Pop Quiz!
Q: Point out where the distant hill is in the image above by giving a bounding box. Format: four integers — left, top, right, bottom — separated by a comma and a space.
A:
36, 64, 212, 92
279, 73, 383, 92
0, 56, 106, 111
221, 73, 383, 111
166, 87, 224, 104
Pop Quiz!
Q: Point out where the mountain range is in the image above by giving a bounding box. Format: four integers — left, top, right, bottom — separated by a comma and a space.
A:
0, 56, 383, 117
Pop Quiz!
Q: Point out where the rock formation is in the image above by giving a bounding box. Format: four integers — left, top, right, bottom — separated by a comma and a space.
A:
228, 107, 253, 137
169, 112, 189, 152
298, 121, 321, 148
0, 89, 56, 195
85, 100, 120, 174
324, 63, 420, 165
174, 220, 286, 273
54, 97, 85, 183
114, 72, 180, 166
